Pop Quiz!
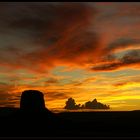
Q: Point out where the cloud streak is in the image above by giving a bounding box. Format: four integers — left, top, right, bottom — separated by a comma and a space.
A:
91, 50, 140, 71
0, 3, 101, 73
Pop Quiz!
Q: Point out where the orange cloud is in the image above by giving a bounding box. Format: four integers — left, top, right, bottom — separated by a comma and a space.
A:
0, 3, 102, 74
1, 4, 140, 74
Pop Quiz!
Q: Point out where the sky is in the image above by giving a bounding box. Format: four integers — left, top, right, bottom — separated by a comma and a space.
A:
0, 2, 140, 111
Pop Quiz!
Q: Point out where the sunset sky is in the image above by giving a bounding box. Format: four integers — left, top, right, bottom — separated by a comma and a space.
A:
0, 2, 140, 111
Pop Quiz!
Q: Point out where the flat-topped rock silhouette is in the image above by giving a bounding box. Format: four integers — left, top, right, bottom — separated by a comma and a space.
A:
18, 90, 58, 121
0, 90, 65, 136
20, 90, 46, 112
18, 90, 62, 123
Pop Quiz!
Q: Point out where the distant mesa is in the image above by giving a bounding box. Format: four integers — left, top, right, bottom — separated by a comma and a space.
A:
20, 90, 46, 112
64, 98, 110, 110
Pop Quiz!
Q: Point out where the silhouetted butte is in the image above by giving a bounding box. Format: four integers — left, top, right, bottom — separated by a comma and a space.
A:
13, 90, 64, 136
20, 90, 46, 112
19, 90, 57, 118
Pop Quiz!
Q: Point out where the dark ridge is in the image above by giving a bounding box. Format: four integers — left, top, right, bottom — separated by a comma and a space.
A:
0, 90, 140, 137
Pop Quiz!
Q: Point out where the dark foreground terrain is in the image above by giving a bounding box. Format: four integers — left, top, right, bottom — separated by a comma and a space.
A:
0, 107, 140, 137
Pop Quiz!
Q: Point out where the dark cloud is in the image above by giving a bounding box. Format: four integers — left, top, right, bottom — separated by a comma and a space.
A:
0, 2, 94, 43
91, 62, 121, 71
84, 99, 110, 109
64, 97, 82, 110
0, 3, 100, 73
91, 50, 140, 71
107, 38, 140, 52
64, 98, 110, 110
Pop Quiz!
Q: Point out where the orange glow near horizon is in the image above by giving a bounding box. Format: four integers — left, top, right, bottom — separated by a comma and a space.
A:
5, 71, 140, 112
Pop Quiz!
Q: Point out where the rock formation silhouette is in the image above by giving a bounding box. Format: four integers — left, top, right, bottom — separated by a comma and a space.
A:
14, 90, 64, 136
19, 90, 58, 121
20, 90, 46, 112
